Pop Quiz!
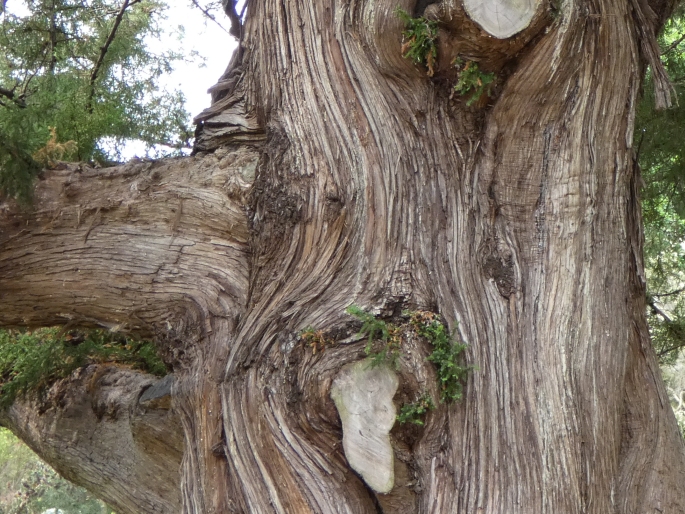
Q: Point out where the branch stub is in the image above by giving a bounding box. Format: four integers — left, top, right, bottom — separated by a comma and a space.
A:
463, 0, 542, 38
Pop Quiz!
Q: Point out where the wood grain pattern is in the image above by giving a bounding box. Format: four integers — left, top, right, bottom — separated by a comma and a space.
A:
2, 0, 685, 511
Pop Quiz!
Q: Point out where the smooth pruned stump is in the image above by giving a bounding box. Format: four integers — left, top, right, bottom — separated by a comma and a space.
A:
463, 0, 541, 38
330, 360, 399, 494
1, 0, 685, 512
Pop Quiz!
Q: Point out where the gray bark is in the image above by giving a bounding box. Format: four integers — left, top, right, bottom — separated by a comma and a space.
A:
2, 0, 685, 512
0, 366, 183, 513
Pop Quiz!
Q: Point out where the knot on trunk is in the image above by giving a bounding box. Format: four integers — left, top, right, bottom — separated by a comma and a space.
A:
479, 236, 517, 298
462, 0, 543, 39
417, 0, 551, 79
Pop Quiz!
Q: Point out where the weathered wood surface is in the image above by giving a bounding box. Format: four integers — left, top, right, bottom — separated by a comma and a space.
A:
463, 0, 542, 38
0, 150, 255, 357
1, 0, 685, 511
331, 360, 398, 493
0, 366, 183, 513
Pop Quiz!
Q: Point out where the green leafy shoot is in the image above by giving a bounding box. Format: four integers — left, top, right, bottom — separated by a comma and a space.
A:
453, 58, 495, 106
346, 307, 473, 399
397, 394, 435, 425
410, 311, 473, 403
0, 328, 167, 408
396, 8, 438, 76
346, 306, 401, 369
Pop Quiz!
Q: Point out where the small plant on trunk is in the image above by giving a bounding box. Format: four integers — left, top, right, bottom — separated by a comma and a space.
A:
396, 8, 439, 76
453, 58, 495, 106
409, 310, 473, 402
346, 306, 402, 369
300, 326, 333, 354
397, 394, 436, 425
346, 307, 474, 418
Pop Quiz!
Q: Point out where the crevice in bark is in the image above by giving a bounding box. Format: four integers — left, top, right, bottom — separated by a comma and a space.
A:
358, 479, 385, 514
413, 0, 439, 17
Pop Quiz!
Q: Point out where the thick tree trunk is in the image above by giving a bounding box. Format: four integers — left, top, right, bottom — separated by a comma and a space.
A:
2, 0, 685, 512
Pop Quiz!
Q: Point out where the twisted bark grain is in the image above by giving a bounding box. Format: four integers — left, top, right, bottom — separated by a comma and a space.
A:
1, 0, 685, 512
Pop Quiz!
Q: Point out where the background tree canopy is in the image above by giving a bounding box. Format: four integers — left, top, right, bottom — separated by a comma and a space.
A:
638, 10, 685, 364
0, 0, 192, 200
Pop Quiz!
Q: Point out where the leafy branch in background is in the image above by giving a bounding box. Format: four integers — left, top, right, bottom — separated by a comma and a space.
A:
85, 0, 143, 113
0, 0, 194, 200
0, 328, 166, 409
0, 427, 113, 512
637, 12, 685, 364
32, 127, 78, 167
636, 10, 685, 436
647, 290, 685, 362
0, 137, 42, 201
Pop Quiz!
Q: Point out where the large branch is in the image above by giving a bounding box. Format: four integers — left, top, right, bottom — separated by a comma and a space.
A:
0, 148, 255, 349
0, 365, 183, 514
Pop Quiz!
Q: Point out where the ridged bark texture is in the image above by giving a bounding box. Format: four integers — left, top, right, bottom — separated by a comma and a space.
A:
1, 0, 685, 512
0, 367, 183, 513
195, 0, 685, 511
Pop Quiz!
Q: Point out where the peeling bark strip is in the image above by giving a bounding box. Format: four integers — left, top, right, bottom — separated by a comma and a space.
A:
2, 0, 685, 512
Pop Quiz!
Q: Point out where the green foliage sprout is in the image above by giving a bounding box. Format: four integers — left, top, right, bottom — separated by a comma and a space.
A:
0, 328, 167, 409
396, 8, 438, 76
410, 311, 473, 403
397, 394, 435, 425
346, 306, 474, 419
453, 58, 495, 106
346, 306, 401, 369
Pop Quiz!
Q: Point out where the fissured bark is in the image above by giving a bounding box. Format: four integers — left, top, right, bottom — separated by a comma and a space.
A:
2, 0, 685, 512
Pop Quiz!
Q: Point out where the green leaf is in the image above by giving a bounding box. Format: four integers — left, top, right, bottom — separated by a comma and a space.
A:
0, 0, 194, 200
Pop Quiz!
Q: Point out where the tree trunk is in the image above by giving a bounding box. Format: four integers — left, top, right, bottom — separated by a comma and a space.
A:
2, 0, 685, 512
